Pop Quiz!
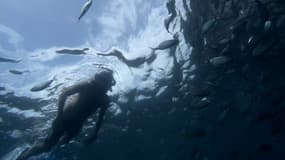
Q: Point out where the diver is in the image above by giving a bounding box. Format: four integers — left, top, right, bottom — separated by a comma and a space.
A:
17, 69, 116, 160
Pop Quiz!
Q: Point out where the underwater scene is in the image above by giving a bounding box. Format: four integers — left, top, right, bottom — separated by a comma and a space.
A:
0, 0, 284, 159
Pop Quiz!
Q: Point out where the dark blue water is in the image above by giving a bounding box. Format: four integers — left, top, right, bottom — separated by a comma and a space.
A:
1, 0, 285, 159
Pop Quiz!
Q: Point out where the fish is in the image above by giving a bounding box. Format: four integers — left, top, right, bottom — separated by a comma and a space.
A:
150, 39, 179, 53
252, 39, 278, 56
202, 18, 217, 34
164, 14, 175, 33
166, 0, 176, 15
190, 97, 210, 110
0, 57, 21, 63
9, 70, 29, 75
209, 56, 231, 66
78, 0, 93, 21
219, 38, 231, 45
56, 48, 89, 55
264, 20, 271, 32
30, 79, 54, 92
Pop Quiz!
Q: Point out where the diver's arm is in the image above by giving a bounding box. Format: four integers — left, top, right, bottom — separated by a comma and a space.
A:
84, 95, 109, 145
86, 106, 107, 143
57, 81, 88, 116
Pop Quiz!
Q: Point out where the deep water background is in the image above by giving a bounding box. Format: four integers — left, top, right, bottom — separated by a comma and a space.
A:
1, 0, 285, 160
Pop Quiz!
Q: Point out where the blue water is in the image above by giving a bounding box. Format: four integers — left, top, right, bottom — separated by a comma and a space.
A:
1, 0, 285, 159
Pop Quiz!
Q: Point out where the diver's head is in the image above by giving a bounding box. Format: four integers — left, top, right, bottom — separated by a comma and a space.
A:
92, 69, 115, 92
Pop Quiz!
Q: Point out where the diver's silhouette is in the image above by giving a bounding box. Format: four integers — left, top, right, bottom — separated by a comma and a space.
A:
17, 69, 115, 160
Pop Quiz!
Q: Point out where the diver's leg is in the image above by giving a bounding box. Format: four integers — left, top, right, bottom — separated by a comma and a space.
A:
58, 133, 74, 146
17, 128, 64, 160
58, 125, 81, 145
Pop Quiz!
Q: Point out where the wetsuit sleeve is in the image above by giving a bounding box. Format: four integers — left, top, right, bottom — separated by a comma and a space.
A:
57, 81, 89, 116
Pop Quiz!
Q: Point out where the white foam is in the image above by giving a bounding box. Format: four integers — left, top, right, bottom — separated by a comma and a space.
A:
0, 105, 44, 119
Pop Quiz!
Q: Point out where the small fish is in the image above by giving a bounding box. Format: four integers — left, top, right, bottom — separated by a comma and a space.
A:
164, 14, 175, 33
264, 20, 271, 32
209, 56, 231, 66
0, 57, 21, 63
56, 48, 89, 55
78, 0, 93, 21
202, 18, 217, 34
221, 45, 230, 54
30, 79, 54, 92
166, 0, 176, 15
190, 97, 210, 110
150, 39, 179, 53
219, 38, 231, 45
248, 36, 253, 44
9, 70, 29, 75
252, 40, 277, 56
9, 70, 23, 75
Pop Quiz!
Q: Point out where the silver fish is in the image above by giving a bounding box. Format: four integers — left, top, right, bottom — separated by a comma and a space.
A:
209, 56, 231, 66
30, 79, 54, 92
78, 0, 93, 21
264, 20, 271, 32
202, 18, 217, 34
56, 48, 89, 55
164, 14, 175, 33
9, 70, 29, 75
150, 39, 179, 53
0, 57, 21, 63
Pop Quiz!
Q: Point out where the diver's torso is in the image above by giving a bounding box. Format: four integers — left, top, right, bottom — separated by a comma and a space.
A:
62, 86, 108, 123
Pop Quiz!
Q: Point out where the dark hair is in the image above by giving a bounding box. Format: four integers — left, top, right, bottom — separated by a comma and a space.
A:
94, 69, 115, 87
